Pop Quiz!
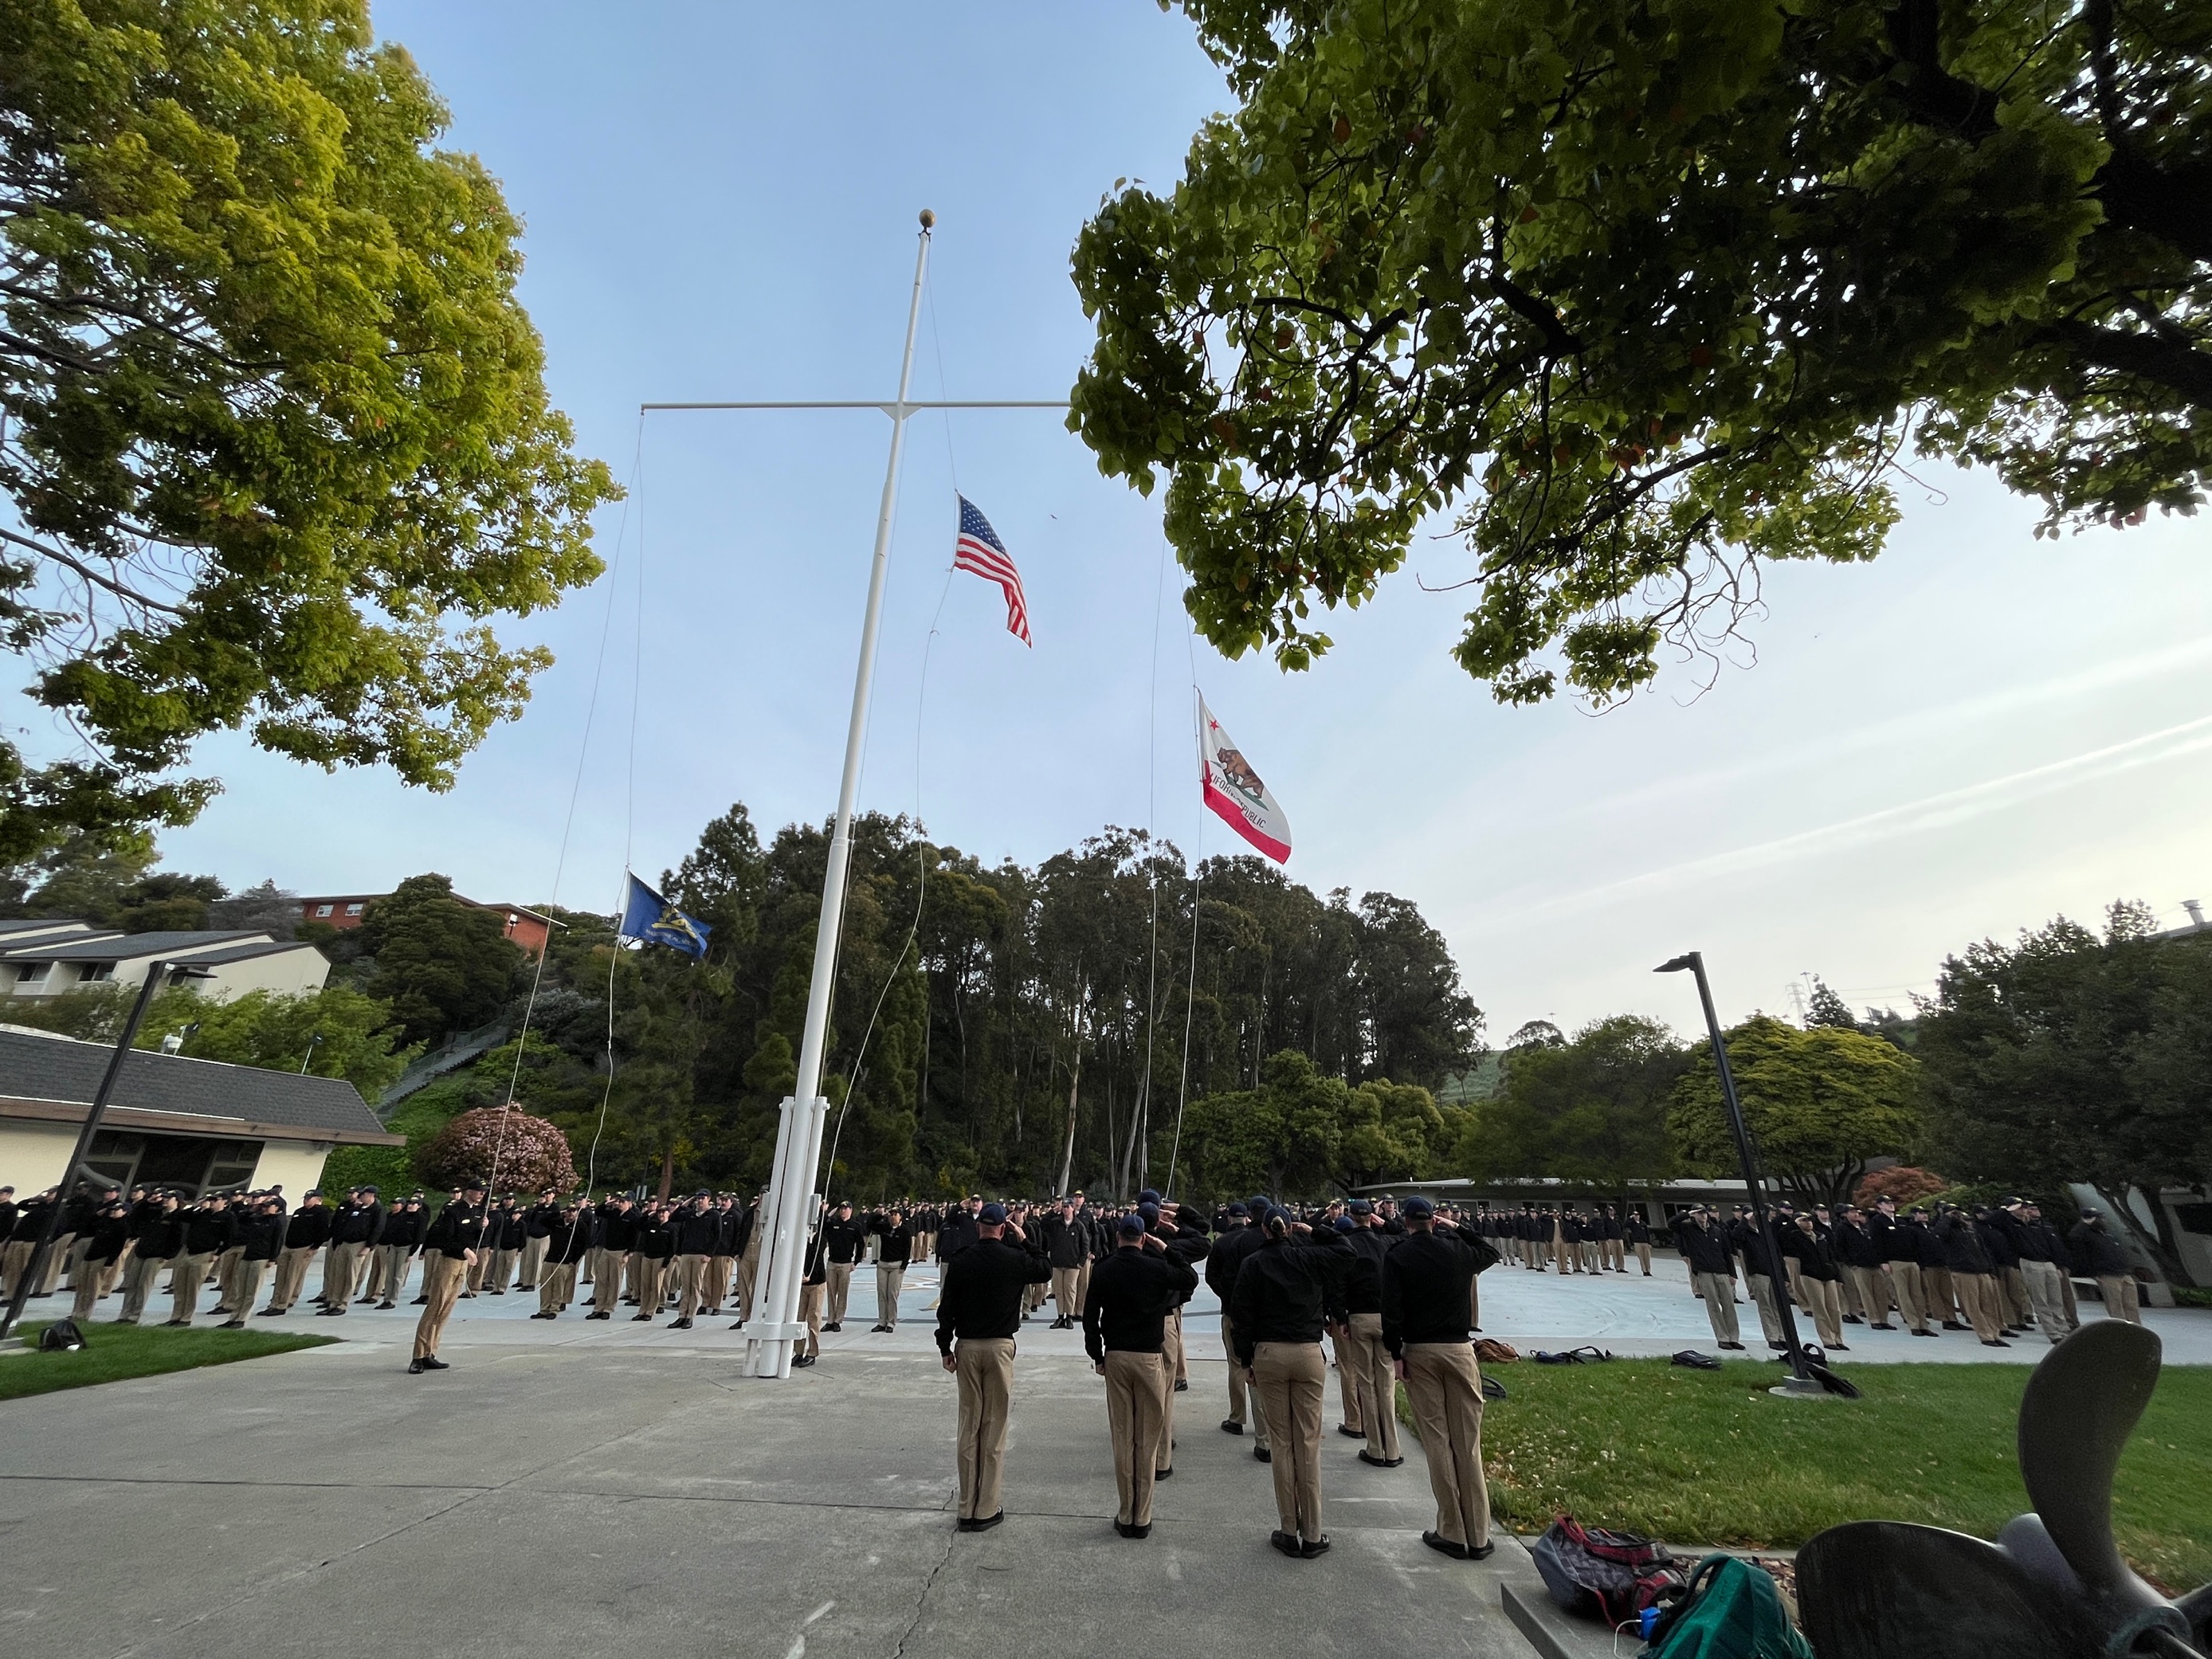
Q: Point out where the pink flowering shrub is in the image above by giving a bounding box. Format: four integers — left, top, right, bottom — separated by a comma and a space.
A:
413, 1104, 577, 1194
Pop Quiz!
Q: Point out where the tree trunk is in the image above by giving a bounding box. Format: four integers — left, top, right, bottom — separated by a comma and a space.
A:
657, 1144, 674, 1202
2093, 1183, 2191, 1286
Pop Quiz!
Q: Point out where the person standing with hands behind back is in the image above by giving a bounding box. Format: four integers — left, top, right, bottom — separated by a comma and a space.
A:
934, 1202, 1050, 1532
410, 1182, 484, 1375
1384, 1195, 1497, 1562
1230, 1206, 1353, 1560
1083, 1211, 1198, 1539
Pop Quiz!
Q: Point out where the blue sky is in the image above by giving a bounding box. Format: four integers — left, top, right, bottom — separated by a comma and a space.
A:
123, 4, 2212, 1038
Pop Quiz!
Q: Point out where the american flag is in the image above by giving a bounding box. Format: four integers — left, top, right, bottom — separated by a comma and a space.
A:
953, 495, 1031, 645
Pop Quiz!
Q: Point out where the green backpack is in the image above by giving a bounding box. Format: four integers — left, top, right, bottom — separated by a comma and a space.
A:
1642, 1555, 1815, 1659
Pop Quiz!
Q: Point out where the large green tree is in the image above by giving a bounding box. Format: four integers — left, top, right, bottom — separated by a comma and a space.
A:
1073, 0, 2211, 704
356, 873, 523, 1048
1669, 1014, 1923, 1206
0, 0, 617, 861
1916, 903, 2212, 1283
1458, 1014, 1686, 1190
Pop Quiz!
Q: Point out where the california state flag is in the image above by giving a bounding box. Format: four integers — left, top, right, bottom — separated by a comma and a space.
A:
1198, 695, 1292, 864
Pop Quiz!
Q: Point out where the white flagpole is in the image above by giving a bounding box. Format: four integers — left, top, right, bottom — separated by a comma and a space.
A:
746, 210, 935, 1380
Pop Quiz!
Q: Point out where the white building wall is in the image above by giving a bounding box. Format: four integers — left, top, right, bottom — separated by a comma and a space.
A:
0, 1119, 82, 1194
251, 1141, 334, 1200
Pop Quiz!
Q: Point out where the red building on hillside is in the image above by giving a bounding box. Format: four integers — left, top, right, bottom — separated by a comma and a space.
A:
297, 892, 556, 958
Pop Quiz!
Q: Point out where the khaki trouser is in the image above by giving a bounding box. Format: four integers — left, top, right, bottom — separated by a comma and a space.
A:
2096, 1273, 2142, 1324
518, 1234, 549, 1289
705, 1254, 734, 1311
227, 1260, 268, 1319
169, 1252, 211, 1324
798, 1282, 824, 1355
1888, 1261, 1929, 1332
592, 1248, 625, 1313
2060, 1270, 2080, 1328
2021, 1259, 2070, 1340
1103, 1348, 1167, 1527
955, 1335, 1016, 1521
1347, 1312, 1401, 1460
1694, 1272, 1739, 1345
1404, 1343, 1491, 1550
375, 1245, 413, 1304
213, 1246, 246, 1310
1076, 1258, 1092, 1316
1252, 1341, 1326, 1543
635, 1257, 667, 1316
322, 1241, 364, 1312
0, 1239, 37, 1301
72, 1257, 115, 1318
1799, 1275, 1844, 1348
1954, 1270, 2004, 1341
1747, 1275, 1787, 1346
1222, 1312, 1268, 1447
1330, 1324, 1362, 1433
118, 1251, 167, 1322
876, 1262, 906, 1328
736, 1243, 761, 1320
1634, 1242, 1652, 1274
2001, 1265, 2033, 1329
487, 1248, 517, 1292
37, 1233, 74, 1294
1924, 1265, 1959, 1324
1469, 1270, 1481, 1332
1850, 1264, 1891, 1325
826, 1261, 854, 1325
414, 1253, 466, 1359
1050, 1265, 1081, 1322
271, 1245, 316, 1312
675, 1254, 708, 1319
540, 1261, 577, 1314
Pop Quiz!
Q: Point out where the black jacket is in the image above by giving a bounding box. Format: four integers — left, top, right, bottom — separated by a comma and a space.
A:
634, 1217, 676, 1261
424, 1198, 484, 1257
380, 1209, 425, 1250
1680, 1218, 1736, 1278
933, 1231, 1050, 1352
81, 1211, 132, 1265
238, 1211, 283, 1262
1228, 1234, 1353, 1363
673, 1208, 721, 1256
869, 1220, 914, 1266
1204, 1222, 1264, 1302
1380, 1224, 1485, 1355
178, 1207, 237, 1257
598, 1205, 640, 1252
935, 1211, 982, 1261
1938, 1214, 1994, 1274
548, 1212, 596, 1263
525, 1202, 563, 1239
1082, 1242, 1198, 1360
1339, 1226, 1392, 1316
283, 1206, 333, 1250
824, 1218, 867, 1265
327, 1200, 385, 1248
1041, 1212, 1089, 1269
2069, 1220, 2128, 1276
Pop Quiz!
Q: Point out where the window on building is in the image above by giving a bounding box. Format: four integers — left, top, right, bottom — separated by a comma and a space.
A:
13, 962, 46, 983
314, 903, 334, 917
78, 963, 113, 982
344, 902, 364, 916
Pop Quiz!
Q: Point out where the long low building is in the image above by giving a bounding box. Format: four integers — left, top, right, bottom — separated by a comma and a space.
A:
0, 920, 330, 1002
0, 1026, 402, 1198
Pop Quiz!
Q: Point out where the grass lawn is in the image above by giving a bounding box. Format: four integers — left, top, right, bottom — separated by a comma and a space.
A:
1, 1320, 334, 1402
1429, 1359, 2211, 1593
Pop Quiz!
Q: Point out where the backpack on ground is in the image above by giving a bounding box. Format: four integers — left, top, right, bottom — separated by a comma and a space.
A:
1532, 1516, 1686, 1626
38, 1317, 86, 1351
1481, 1373, 1508, 1401
1534, 1344, 1615, 1365
1474, 1338, 1519, 1364
1640, 1553, 1813, 1658
1672, 1349, 1723, 1371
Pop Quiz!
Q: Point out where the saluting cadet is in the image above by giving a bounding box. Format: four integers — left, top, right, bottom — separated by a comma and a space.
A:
1084, 1211, 1198, 1539
1230, 1207, 1353, 1559
822, 1201, 866, 1331
116, 1191, 179, 1324
869, 1206, 913, 1332
318, 1186, 382, 1315
934, 1202, 1050, 1531
264, 1191, 327, 1315
1384, 1195, 1497, 1561
1206, 1198, 1269, 1450
410, 1182, 485, 1373
1335, 1205, 1401, 1469
1678, 1206, 1746, 1350
532, 1203, 595, 1319
69, 1198, 131, 1321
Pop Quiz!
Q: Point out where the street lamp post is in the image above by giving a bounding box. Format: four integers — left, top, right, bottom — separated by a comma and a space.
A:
0, 960, 213, 1343
1655, 951, 1834, 1399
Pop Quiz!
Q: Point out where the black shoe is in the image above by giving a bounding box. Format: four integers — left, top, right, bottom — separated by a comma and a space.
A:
1221, 1419, 1244, 1435
870, 1324, 890, 1332
1831, 1343, 1850, 1351
1467, 1540, 1496, 1561
672, 1317, 693, 1329
486, 1288, 503, 1296
822, 1321, 841, 1332
419, 1355, 449, 1371
588, 1310, 612, 1320
790, 1353, 816, 1367
1154, 1466, 1173, 1481
1422, 1530, 1469, 1560
1270, 1531, 1303, 1558
1844, 1314, 1863, 1324
220, 1318, 245, 1329
411, 1296, 429, 1305
1300, 1535, 1332, 1559
968, 1511, 1002, 1532
1253, 1447, 1272, 1463
355, 1296, 376, 1305
1983, 1339, 2011, 1347
257, 1308, 282, 1317
531, 1310, 555, 1320
210, 1308, 234, 1316
1870, 1323, 1895, 1331
1720, 1341, 1745, 1350
1358, 1451, 1405, 1468
315, 1307, 335, 1316
408, 1358, 427, 1374
631, 1312, 651, 1322
1116, 1521, 1151, 1539
1336, 1425, 1364, 1439
730, 1319, 746, 1330
378, 1301, 396, 1310
1943, 1320, 1967, 1331
164, 1319, 190, 1326
1174, 1379, 1188, 1392
1767, 1341, 1786, 1350
1911, 1328, 1939, 1337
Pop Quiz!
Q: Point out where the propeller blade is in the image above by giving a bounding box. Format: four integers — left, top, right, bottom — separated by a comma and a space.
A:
1799, 1521, 2104, 1659
2017, 1320, 2167, 1618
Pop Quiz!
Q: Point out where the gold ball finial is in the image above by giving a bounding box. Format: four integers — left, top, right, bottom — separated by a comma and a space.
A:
920, 209, 937, 230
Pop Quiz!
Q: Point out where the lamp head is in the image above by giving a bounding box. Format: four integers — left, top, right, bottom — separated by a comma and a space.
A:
1653, 954, 1699, 975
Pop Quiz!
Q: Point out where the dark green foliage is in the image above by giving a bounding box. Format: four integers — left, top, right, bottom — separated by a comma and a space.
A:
1073, 1, 2212, 705
1806, 977, 1859, 1030
1458, 1014, 1685, 1190
1916, 904, 2212, 1283
358, 873, 524, 1048
1, 830, 226, 930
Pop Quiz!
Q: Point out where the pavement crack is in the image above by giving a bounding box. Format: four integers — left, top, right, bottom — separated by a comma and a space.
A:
890, 1521, 958, 1658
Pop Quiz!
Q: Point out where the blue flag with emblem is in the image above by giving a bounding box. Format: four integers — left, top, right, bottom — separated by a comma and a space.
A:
618, 873, 710, 959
